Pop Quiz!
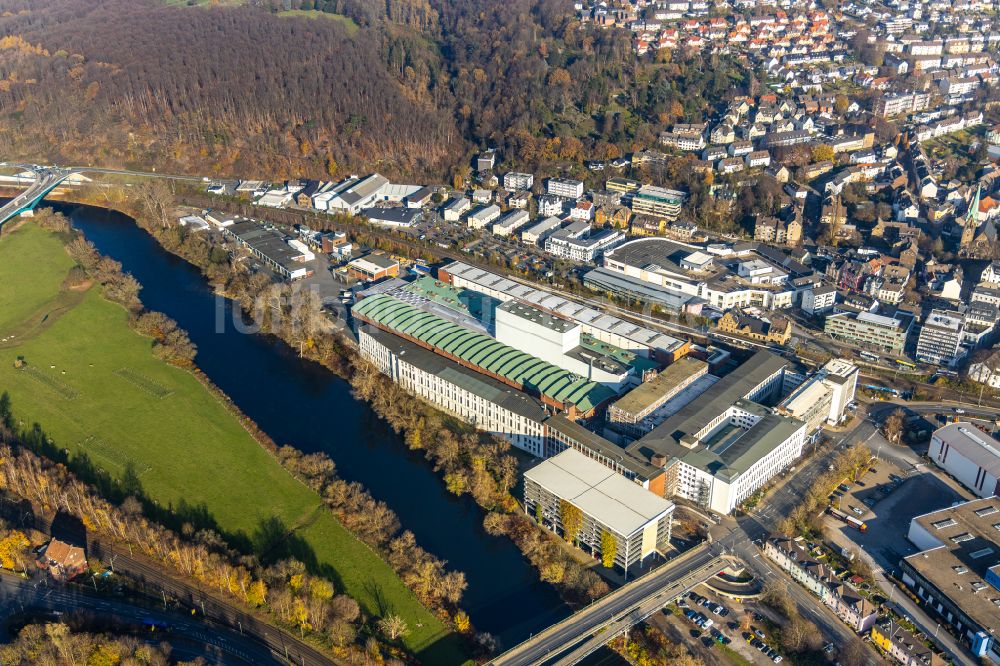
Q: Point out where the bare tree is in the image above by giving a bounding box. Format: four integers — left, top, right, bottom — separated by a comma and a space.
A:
377, 614, 409, 641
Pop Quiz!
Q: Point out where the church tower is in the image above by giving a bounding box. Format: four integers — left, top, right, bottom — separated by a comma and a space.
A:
961, 183, 982, 248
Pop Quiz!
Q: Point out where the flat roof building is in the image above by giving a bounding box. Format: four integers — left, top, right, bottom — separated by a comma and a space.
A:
917, 310, 966, 368
609, 358, 709, 436
223, 221, 313, 280
352, 293, 615, 417
439, 261, 688, 362
930, 423, 1000, 499
629, 185, 686, 220
824, 310, 913, 356
524, 448, 675, 571
361, 206, 422, 228
902, 497, 1000, 663
625, 351, 805, 514
360, 327, 549, 457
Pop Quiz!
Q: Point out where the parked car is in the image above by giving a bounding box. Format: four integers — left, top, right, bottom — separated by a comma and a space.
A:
850, 506, 864, 516
773, 655, 783, 663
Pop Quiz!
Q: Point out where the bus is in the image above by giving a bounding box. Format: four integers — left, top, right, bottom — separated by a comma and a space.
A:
859, 351, 880, 363
895, 358, 916, 369
826, 507, 868, 532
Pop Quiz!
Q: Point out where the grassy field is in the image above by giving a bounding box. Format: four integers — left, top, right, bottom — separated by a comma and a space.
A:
0, 222, 465, 664
0, 223, 75, 333
277, 9, 360, 34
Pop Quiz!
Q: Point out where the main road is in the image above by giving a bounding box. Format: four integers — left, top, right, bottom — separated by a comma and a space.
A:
488, 544, 729, 666
0, 167, 74, 230
0, 571, 282, 665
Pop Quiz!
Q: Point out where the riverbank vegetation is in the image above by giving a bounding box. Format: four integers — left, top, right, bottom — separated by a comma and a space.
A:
102, 185, 613, 608
0, 216, 470, 663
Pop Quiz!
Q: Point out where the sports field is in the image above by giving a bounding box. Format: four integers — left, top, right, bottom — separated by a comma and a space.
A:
0, 222, 465, 663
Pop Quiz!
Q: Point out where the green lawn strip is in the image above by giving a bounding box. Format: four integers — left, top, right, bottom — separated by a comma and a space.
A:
0, 224, 466, 663
0, 223, 75, 332
277, 9, 360, 33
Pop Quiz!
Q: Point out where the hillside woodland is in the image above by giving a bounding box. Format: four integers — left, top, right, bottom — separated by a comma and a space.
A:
0, 0, 749, 180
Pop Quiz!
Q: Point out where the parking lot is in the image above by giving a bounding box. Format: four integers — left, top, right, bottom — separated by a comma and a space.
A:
655, 585, 801, 666
825, 460, 969, 574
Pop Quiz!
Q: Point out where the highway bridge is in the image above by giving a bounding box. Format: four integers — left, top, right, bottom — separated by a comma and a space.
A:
0, 165, 77, 232
489, 543, 732, 666
0, 163, 204, 234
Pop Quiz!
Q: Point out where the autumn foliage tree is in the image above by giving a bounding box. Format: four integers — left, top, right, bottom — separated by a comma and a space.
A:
600, 530, 618, 568
560, 501, 584, 545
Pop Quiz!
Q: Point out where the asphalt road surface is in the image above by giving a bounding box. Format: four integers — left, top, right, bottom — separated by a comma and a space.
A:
491, 544, 724, 666
0, 571, 281, 665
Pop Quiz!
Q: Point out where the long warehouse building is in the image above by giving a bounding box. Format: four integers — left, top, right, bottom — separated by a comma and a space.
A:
439, 261, 689, 363
352, 293, 616, 418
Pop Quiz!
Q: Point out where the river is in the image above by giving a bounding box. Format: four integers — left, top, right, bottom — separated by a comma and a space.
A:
52, 202, 587, 656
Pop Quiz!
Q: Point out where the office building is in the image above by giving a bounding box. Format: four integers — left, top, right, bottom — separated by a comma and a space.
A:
626, 351, 806, 515
524, 448, 675, 571
346, 254, 400, 282
824, 310, 913, 355
544, 415, 666, 494
777, 359, 858, 433
929, 423, 1000, 498
916, 310, 966, 368
494, 300, 632, 390
902, 497, 1000, 663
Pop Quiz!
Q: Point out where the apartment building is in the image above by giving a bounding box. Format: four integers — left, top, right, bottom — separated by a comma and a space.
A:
871, 619, 947, 666
765, 537, 879, 633
874, 91, 931, 118
467, 204, 502, 230
629, 185, 686, 219
492, 209, 531, 237
545, 228, 626, 263
503, 172, 535, 191
547, 177, 585, 199
916, 310, 966, 367
520, 216, 563, 246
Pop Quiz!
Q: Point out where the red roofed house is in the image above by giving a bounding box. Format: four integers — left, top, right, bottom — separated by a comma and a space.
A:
979, 194, 1000, 220
37, 539, 87, 581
